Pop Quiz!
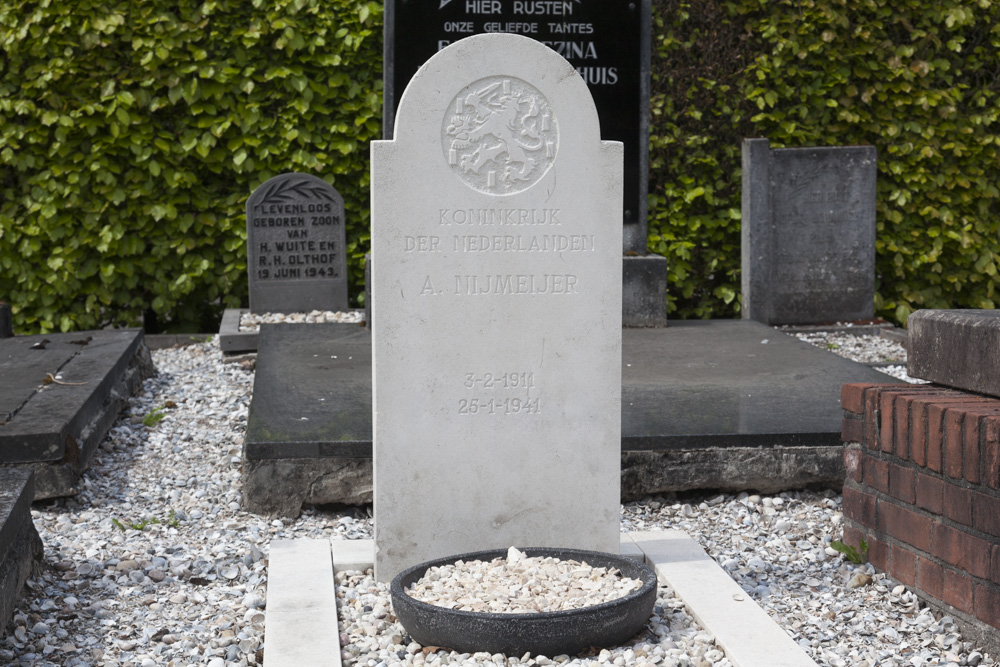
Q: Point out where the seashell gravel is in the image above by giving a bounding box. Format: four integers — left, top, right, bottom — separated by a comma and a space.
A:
0, 325, 994, 667
405, 547, 643, 613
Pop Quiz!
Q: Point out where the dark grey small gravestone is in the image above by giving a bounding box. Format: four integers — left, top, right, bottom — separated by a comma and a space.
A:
907, 309, 1000, 398
741, 138, 876, 326
246, 173, 348, 314
0, 303, 11, 338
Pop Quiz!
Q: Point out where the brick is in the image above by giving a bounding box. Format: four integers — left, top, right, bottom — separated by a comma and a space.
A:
891, 544, 917, 586
986, 417, 1000, 490
843, 445, 863, 482
975, 584, 1000, 630
944, 409, 965, 480
841, 383, 871, 415
943, 568, 975, 613
895, 394, 913, 460
841, 525, 865, 550
918, 557, 944, 600
973, 491, 1000, 538
928, 403, 947, 473
868, 536, 889, 573
993, 544, 1000, 585
889, 463, 915, 504
879, 500, 933, 553
965, 412, 983, 484
865, 458, 889, 494
842, 486, 876, 528
933, 523, 991, 579
864, 388, 881, 450
943, 483, 973, 526
881, 390, 896, 453
842, 416, 864, 445
916, 473, 944, 515
911, 397, 928, 468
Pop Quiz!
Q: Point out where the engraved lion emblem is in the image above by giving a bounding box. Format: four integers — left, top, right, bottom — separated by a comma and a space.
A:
443, 77, 558, 195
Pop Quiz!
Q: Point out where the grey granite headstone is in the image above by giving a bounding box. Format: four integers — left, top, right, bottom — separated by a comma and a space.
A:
741, 138, 876, 325
246, 173, 348, 314
907, 309, 1000, 398
371, 34, 623, 582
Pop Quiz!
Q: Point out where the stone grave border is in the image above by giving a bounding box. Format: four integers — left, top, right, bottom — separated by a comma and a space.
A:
262, 534, 818, 667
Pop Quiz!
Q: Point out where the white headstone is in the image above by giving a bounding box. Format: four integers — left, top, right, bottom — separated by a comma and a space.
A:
371, 33, 623, 582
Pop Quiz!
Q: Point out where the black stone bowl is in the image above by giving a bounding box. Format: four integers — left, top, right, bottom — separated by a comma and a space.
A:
390, 547, 657, 657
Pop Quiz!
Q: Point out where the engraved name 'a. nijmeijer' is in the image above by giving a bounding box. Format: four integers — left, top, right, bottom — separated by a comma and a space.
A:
439, 208, 561, 226
450, 273, 578, 295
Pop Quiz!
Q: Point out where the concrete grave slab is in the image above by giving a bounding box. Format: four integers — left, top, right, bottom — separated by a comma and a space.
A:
0, 469, 43, 633
742, 138, 877, 326
907, 309, 1000, 397
246, 173, 348, 314
0, 329, 153, 498
371, 33, 623, 581
241, 320, 900, 515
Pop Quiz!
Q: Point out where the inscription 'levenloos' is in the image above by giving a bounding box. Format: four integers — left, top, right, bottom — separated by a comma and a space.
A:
453, 274, 579, 295
439, 208, 561, 226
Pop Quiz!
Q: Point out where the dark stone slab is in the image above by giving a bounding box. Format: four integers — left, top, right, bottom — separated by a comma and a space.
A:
907, 309, 1000, 397
0, 469, 42, 632
623, 254, 667, 328
384, 0, 652, 252
741, 138, 877, 326
0, 303, 11, 339
0, 329, 153, 498
246, 173, 349, 314
219, 309, 258, 354
242, 320, 899, 515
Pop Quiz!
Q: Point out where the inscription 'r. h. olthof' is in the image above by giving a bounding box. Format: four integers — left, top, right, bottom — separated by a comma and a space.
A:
443, 76, 558, 195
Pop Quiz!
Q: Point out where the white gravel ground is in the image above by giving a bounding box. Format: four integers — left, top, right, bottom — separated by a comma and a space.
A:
1, 328, 992, 667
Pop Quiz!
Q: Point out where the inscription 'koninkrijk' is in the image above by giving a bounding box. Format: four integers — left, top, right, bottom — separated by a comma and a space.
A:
443, 76, 558, 195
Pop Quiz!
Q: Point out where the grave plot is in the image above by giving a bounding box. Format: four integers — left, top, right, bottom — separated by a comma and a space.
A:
219, 173, 355, 354
0, 329, 152, 498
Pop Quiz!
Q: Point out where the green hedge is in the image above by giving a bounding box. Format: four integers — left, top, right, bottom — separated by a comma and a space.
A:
0, 0, 382, 333
3, 0, 999, 331
651, 0, 1000, 322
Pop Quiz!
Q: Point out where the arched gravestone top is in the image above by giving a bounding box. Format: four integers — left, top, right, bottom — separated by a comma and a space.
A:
245, 173, 348, 314
371, 34, 623, 582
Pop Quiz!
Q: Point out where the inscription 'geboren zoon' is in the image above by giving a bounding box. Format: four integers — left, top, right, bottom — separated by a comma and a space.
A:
443, 76, 558, 195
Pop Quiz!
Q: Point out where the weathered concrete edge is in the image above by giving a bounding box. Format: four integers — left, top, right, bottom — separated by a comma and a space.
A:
0, 470, 43, 632
627, 531, 818, 667
242, 447, 843, 518
219, 309, 258, 354
264, 539, 341, 667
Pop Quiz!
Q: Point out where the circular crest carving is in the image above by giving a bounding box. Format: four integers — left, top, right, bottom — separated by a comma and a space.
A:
442, 76, 558, 195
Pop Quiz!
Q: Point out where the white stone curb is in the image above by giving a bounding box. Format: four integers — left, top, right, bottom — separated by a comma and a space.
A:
627, 531, 818, 667
264, 539, 342, 667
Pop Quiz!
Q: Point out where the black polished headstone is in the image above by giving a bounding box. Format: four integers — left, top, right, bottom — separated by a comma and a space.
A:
246, 173, 348, 314
384, 0, 651, 252
741, 138, 877, 326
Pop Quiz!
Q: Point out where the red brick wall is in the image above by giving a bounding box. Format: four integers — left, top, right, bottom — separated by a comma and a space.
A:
841, 383, 1000, 630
